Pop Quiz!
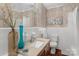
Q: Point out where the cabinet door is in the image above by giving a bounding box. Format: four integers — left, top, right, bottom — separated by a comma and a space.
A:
38, 42, 50, 56
45, 43, 51, 56
38, 49, 45, 56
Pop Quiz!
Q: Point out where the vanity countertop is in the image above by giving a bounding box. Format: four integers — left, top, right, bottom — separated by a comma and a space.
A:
18, 38, 50, 56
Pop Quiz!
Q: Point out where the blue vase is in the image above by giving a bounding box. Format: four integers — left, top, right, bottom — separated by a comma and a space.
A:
18, 25, 24, 49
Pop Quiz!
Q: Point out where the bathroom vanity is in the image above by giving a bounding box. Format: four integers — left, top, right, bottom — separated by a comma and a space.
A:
18, 38, 51, 56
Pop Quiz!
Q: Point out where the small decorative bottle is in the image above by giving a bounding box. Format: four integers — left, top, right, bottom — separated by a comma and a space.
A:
18, 22, 24, 49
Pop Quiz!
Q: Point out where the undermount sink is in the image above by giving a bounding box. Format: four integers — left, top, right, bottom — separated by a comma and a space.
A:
32, 40, 44, 48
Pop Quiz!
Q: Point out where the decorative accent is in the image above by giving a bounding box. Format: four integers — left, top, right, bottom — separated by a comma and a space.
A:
8, 29, 18, 56
18, 24, 24, 49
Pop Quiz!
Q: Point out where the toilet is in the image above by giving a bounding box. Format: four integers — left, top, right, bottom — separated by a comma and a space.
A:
71, 47, 79, 56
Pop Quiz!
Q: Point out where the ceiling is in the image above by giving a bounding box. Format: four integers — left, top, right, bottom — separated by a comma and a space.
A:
0, 3, 67, 11
10, 3, 34, 11
43, 3, 66, 9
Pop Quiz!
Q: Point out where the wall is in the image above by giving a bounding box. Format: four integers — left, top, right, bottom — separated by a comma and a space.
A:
46, 4, 79, 55
47, 4, 76, 27
76, 7, 79, 55
0, 28, 10, 55
34, 4, 47, 27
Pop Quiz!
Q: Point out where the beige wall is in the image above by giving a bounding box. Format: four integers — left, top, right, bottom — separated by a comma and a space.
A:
0, 5, 14, 28
0, 3, 79, 27
34, 3, 47, 27
47, 3, 78, 27
0, 3, 47, 27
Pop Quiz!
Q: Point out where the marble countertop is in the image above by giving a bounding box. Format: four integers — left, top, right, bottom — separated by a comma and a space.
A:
18, 38, 50, 56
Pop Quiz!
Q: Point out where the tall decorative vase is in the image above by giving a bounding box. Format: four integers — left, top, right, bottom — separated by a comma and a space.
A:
18, 25, 24, 49
8, 29, 18, 56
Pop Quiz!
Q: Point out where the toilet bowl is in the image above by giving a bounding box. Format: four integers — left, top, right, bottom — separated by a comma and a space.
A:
71, 47, 79, 56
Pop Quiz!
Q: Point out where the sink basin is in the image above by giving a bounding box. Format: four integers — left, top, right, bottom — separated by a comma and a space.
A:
32, 40, 44, 48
